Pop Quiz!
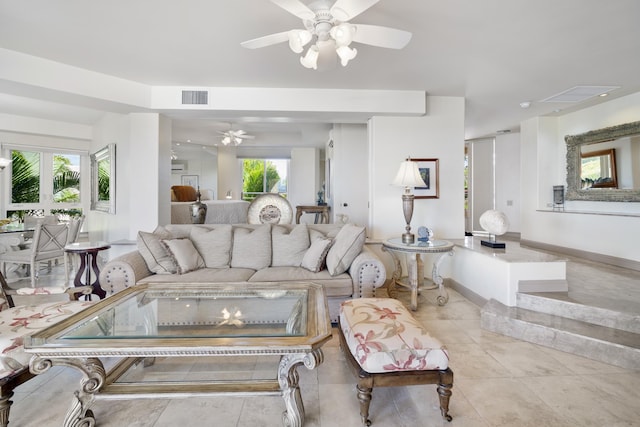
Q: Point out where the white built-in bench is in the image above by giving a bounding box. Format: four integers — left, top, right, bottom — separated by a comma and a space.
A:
442, 236, 567, 306
338, 298, 453, 426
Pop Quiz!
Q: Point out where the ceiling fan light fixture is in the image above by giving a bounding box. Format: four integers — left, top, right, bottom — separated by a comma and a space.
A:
221, 136, 231, 145
288, 29, 312, 53
300, 45, 320, 69
330, 23, 356, 46
336, 45, 357, 66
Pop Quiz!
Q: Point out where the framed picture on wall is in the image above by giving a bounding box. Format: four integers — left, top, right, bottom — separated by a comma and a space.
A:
181, 175, 199, 188
411, 158, 439, 199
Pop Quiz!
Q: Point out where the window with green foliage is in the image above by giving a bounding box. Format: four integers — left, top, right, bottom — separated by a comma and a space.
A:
242, 159, 288, 201
7, 149, 82, 221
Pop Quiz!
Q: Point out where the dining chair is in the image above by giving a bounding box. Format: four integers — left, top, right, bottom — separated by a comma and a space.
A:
64, 215, 85, 279
0, 223, 70, 287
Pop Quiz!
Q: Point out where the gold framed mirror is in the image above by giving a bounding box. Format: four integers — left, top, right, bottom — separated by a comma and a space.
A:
565, 121, 640, 202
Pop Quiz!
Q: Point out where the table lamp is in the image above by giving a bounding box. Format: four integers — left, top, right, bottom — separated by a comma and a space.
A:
392, 159, 426, 244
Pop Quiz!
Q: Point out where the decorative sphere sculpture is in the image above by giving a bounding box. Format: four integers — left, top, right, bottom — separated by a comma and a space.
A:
479, 210, 509, 236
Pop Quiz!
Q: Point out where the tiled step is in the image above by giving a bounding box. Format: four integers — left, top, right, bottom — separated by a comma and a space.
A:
480, 299, 640, 370
517, 291, 640, 334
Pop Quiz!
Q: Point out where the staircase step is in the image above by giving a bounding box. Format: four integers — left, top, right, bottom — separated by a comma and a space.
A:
480, 299, 640, 370
517, 291, 640, 334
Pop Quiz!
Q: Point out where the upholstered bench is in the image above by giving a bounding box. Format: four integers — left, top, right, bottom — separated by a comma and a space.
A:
339, 298, 453, 426
0, 280, 92, 427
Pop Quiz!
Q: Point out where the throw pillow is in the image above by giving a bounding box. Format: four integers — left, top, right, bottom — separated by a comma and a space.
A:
230, 225, 272, 270
326, 224, 366, 276
190, 225, 232, 268
161, 238, 205, 274
272, 224, 310, 267
301, 233, 333, 273
137, 227, 176, 274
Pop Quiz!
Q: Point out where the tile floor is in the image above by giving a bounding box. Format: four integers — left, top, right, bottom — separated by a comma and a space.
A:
5, 254, 640, 427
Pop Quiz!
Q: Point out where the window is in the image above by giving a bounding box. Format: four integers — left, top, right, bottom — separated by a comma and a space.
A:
242, 159, 288, 201
7, 149, 83, 221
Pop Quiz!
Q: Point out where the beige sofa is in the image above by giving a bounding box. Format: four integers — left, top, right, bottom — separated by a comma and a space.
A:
99, 223, 386, 322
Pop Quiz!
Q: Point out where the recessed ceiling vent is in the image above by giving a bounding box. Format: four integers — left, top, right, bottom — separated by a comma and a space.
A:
181, 90, 208, 105
540, 86, 619, 103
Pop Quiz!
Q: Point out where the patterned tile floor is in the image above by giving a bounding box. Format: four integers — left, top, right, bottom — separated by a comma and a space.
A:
6, 253, 640, 427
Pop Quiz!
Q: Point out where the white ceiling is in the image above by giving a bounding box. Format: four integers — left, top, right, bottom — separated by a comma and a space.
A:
1, 0, 639, 150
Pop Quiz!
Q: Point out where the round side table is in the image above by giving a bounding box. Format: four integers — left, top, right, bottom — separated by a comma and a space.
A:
382, 238, 454, 310
65, 241, 111, 299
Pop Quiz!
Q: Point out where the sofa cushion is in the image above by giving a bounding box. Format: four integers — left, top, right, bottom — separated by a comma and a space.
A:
161, 238, 205, 274
137, 227, 176, 274
272, 223, 309, 267
301, 231, 333, 272
326, 224, 366, 276
190, 225, 232, 268
231, 224, 272, 270
340, 298, 449, 373
139, 267, 256, 284
248, 267, 353, 297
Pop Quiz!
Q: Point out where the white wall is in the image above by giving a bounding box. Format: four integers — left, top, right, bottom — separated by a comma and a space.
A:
369, 96, 466, 241
495, 132, 521, 232
520, 92, 640, 263
90, 113, 131, 243
216, 146, 241, 200
330, 124, 368, 227
289, 147, 319, 214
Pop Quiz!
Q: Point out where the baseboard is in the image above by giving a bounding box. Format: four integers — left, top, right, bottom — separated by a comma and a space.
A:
520, 239, 640, 272
444, 278, 487, 307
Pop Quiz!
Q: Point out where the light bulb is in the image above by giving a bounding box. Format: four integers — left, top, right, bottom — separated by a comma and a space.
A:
300, 45, 320, 69
336, 45, 357, 66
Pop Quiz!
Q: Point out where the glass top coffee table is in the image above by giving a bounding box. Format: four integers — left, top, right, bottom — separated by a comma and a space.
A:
25, 282, 332, 427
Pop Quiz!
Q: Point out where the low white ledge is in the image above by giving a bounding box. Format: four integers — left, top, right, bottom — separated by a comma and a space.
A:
441, 237, 567, 306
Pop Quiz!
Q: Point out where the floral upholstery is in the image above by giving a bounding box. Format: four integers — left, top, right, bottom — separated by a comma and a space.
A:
0, 300, 93, 378
340, 298, 449, 373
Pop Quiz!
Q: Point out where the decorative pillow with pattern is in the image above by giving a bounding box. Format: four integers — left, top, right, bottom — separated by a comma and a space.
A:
301, 229, 333, 272
326, 224, 366, 276
161, 238, 205, 274
137, 226, 176, 274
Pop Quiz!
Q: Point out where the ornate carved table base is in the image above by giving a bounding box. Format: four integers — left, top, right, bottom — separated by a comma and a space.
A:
382, 239, 454, 311
30, 351, 324, 427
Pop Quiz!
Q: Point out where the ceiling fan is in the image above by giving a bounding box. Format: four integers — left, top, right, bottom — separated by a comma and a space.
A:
218, 127, 255, 145
241, 0, 412, 69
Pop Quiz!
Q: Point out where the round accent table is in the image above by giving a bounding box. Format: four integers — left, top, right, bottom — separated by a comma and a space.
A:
382, 238, 454, 310
64, 241, 111, 299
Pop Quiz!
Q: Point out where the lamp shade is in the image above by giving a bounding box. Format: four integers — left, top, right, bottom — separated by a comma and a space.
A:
392, 160, 426, 188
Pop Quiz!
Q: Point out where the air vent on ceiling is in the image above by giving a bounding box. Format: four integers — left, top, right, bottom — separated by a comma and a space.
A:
181, 90, 208, 105
540, 86, 619, 103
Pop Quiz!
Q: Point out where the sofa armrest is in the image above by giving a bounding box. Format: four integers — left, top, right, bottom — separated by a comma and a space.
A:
98, 251, 153, 295
348, 245, 386, 298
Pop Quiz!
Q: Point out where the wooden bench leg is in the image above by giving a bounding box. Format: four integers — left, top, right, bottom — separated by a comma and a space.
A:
356, 384, 373, 426
0, 391, 11, 427
438, 369, 454, 422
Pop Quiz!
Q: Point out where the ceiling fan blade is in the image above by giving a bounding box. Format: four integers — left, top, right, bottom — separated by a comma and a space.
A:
240, 134, 256, 139
270, 0, 315, 20
352, 24, 412, 49
241, 31, 290, 49
330, 0, 380, 21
